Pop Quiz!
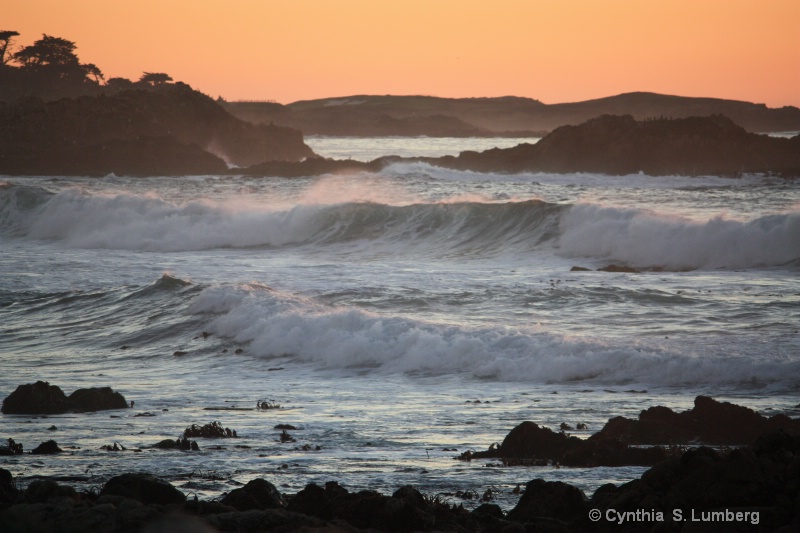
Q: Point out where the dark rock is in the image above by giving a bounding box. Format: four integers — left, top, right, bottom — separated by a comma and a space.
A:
24, 480, 78, 504
0, 469, 17, 504
286, 481, 435, 531
101, 473, 186, 506
593, 395, 800, 445
428, 114, 800, 177
598, 264, 640, 273
2, 382, 129, 415
1, 381, 69, 414
184, 421, 237, 439
205, 508, 325, 532
31, 440, 62, 455
589, 430, 800, 531
67, 386, 128, 412
220, 478, 285, 511
0, 84, 315, 177
0, 438, 23, 456
472, 502, 504, 519
569, 266, 591, 271
392, 485, 426, 509
506, 479, 588, 524
279, 429, 296, 443
481, 421, 583, 461
154, 437, 199, 451
243, 156, 381, 178
561, 436, 668, 467
463, 421, 669, 467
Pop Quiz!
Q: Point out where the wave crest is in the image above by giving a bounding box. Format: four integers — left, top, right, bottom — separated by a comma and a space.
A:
190, 284, 800, 388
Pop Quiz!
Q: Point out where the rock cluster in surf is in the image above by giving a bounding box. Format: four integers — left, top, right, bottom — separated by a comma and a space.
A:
1, 381, 128, 414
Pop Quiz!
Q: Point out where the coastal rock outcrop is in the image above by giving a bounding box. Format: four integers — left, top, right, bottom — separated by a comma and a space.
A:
461, 421, 668, 467
0, 83, 315, 176
0, 381, 69, 415
242, 114, 800, 179
1, 430, 799, 533
431, 114, 800, 176
1, 381, 129, 414
67, 386, 129, 412
591, 394, 800, 445
220, 479, 286, 511
100, 473, 186, 506
587, 429, 800, 531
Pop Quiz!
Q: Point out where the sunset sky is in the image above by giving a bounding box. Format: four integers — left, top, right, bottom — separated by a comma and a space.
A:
7, 0, 800, 107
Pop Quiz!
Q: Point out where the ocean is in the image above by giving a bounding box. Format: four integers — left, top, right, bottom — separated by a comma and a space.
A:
1, 136, 799, 510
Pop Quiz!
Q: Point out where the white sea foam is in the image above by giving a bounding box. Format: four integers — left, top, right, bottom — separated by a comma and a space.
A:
557, 204, 800, 269
5, 183, 799, 269
189, 284, 800, 388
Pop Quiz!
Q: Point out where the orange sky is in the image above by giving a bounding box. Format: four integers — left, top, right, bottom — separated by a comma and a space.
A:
7, 0, 800, 107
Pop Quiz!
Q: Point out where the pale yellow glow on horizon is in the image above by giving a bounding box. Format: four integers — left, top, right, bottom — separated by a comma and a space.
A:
6, 0, 800, 107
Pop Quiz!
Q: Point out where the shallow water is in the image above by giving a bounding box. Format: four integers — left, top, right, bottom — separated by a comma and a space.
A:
2, 137, 799, 509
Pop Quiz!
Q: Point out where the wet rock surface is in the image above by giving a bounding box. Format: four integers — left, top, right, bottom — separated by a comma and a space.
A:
1, 381, 129, 414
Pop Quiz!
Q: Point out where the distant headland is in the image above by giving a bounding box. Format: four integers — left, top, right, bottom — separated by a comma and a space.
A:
224, 92, 800, 137
1, 32, 798, 178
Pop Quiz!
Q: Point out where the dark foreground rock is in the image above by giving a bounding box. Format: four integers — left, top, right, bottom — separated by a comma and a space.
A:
2, 430, 799, 532
464, 396, 800, 470
1, 381, 129, 414
100, 473, 186, 506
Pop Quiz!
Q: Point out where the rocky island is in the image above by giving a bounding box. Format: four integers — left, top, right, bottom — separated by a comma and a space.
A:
0, 82, 314, 177
428, 114, 800, 177
242, 114, 800, 178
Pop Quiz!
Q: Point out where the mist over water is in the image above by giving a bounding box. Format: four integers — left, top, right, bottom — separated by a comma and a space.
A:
2, 137, 799, 507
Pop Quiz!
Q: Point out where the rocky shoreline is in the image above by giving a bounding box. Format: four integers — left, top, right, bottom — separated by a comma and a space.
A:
2, 429, 799, 532
241, 115, 800, 179
3, 83, 799, 179
2, 384, 799, 531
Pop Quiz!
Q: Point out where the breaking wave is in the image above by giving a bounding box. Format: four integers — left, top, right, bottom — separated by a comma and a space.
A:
189, 283, 800, 388
1, 182, 798, 269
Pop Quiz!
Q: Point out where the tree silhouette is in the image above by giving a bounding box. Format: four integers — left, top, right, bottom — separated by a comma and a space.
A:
82, 63, 104, 84
139, 72, 173, 86
4, 34, 104, 100
0, 30, 19, 65
14, 35, 80, 69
